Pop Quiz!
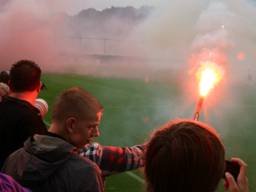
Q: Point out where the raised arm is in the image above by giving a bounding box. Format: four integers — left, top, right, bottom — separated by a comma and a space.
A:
79, 142, 145, 176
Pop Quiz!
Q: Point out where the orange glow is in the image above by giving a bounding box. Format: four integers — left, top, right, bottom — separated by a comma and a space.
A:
196, 61, 223, 97
236, 52, 246, 61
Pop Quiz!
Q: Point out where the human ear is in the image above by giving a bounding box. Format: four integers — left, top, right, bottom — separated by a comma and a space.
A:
65, 117, 77, 134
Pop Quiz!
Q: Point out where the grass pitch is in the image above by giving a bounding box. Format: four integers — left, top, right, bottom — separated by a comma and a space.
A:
40, 73, 255, 192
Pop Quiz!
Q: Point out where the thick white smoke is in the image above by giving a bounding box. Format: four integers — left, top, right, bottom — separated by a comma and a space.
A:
0, 0, 255, 80
127, 0, 256, 134
0, 0, 158, 77
132, 0, 256, 76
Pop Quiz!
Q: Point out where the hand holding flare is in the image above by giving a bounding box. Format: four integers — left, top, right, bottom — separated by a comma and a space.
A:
193, 61, 223, 120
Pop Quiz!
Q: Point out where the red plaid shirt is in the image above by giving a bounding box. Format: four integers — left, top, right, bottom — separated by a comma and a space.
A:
79, 142, 145, 176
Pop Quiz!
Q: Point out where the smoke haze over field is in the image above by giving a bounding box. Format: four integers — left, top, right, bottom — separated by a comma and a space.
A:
0, 0, 255, 81
0, 0, 154, 76
0, 0, 256, 150
124, 0, 256, 135
132, 0, 256, 73
0, 2, 255, 180
0, 0, 68, 71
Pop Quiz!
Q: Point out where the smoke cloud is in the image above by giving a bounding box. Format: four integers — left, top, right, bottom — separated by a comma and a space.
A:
0, 0, 70, 71
0, 0, 255, 78
0, 0, 156, 77
0, 0, 255, 151
127, 0, 256, 136
132, 0, 256, 73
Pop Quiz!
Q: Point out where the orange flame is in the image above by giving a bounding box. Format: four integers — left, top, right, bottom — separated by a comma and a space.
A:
196, 61, 223, 97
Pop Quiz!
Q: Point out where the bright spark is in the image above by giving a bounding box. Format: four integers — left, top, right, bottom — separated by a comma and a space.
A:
196, 61, 223, 97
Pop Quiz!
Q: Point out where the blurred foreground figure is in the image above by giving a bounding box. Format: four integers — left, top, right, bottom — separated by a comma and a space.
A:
0, 60, 47, 167
145, 120, 249, 192
3, 87, 104, 192
0, 172, 30, 192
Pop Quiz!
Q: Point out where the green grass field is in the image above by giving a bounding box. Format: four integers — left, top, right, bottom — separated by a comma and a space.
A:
39, 73, 256, 192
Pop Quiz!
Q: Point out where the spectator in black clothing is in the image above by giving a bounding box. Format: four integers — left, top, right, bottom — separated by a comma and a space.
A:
0, 60, 47, 167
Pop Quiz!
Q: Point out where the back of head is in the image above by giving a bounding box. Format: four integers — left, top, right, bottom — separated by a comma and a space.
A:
145, 119, 225, 192
52, 87, 103, 124
0, 71, 10, 84
9, 60, 41, 92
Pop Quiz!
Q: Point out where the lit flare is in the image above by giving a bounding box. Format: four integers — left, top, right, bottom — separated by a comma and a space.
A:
196, 61, 223, 97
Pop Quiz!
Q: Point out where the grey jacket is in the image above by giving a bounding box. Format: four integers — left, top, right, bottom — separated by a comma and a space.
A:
2, 134, 104, 192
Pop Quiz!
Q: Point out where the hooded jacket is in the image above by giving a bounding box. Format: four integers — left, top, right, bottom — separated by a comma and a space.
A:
2, 134, 104, 192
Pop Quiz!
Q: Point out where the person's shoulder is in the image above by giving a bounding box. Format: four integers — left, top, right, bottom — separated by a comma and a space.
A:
6, 97, 42, 118
5, 148, 26, 162
64, 155, 103, 192
2, 148, 27, 172
0, 96, 35, 112
68, 153, 101, 175
70, 153, 98, 168
0, 96, 28, 117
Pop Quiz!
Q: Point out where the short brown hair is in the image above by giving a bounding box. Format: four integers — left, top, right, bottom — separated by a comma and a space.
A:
145, 119, 225, 192
52, 87, 103, 123
9, 60, 41, 92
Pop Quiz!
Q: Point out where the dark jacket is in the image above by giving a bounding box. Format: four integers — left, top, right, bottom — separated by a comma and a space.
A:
0, 96, 47, 167
2, 134, 104, 192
